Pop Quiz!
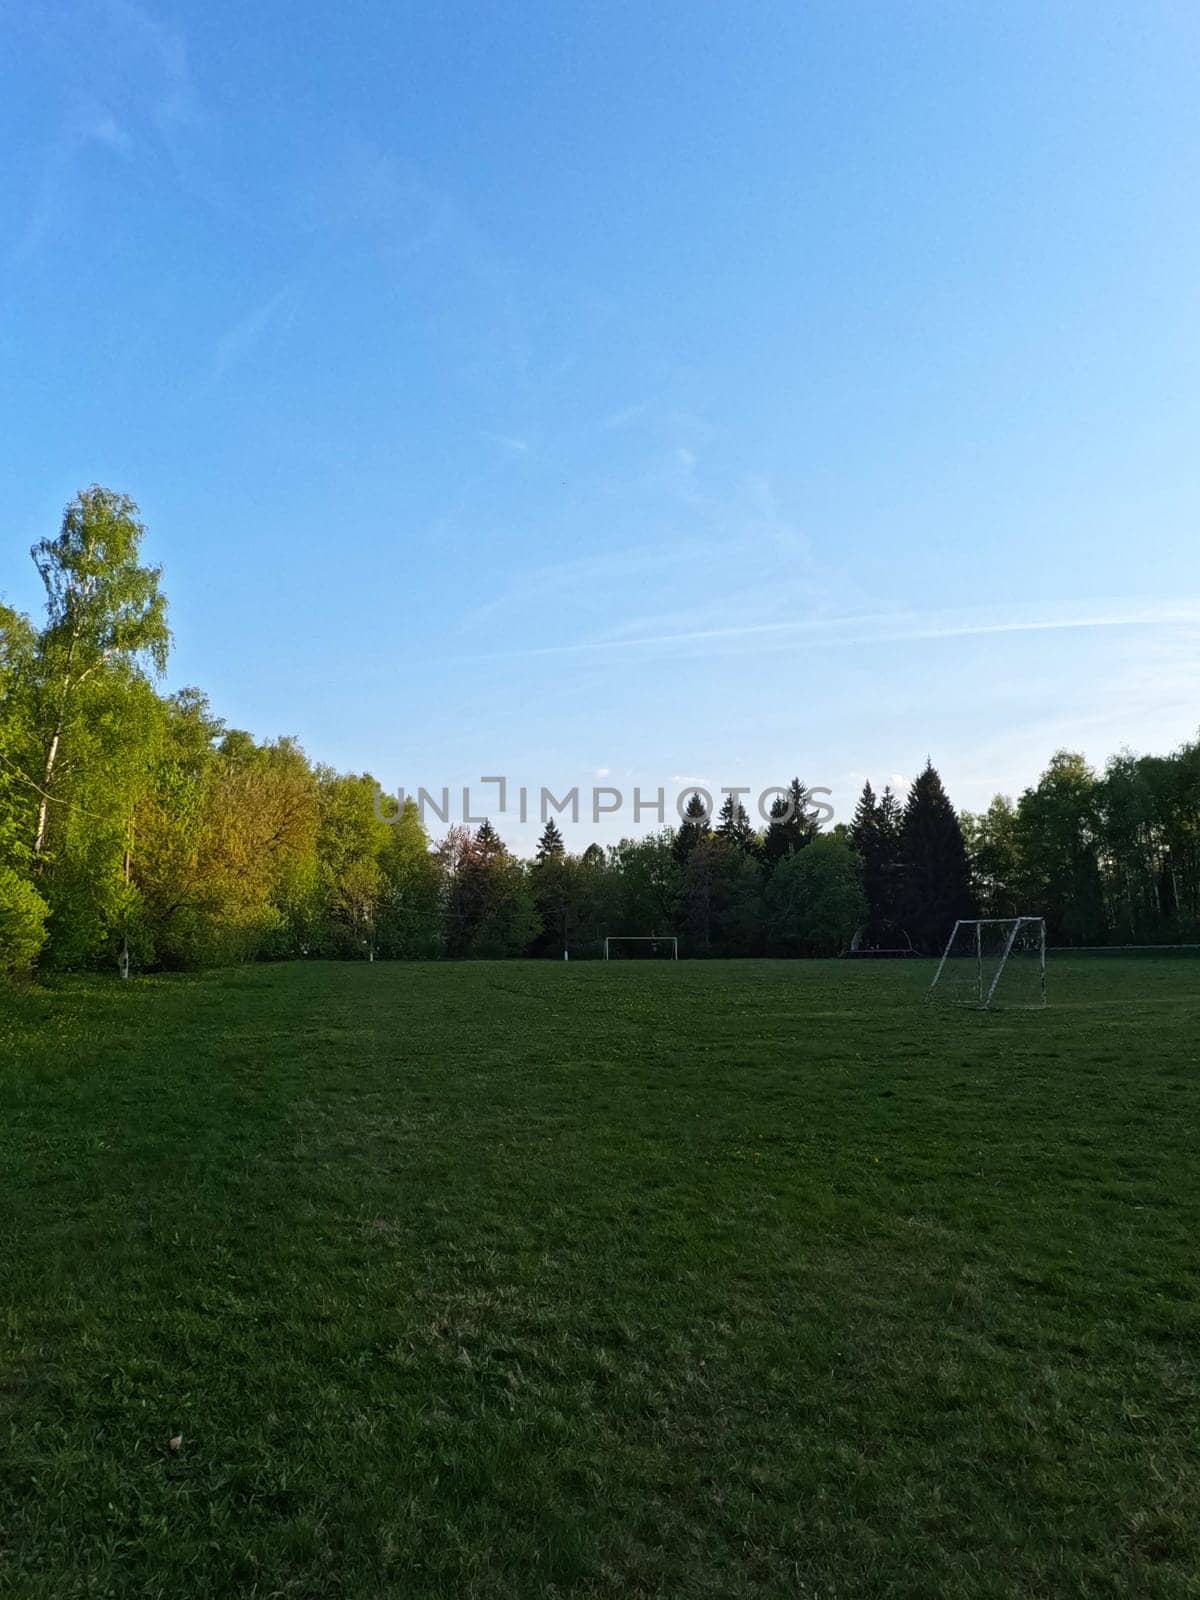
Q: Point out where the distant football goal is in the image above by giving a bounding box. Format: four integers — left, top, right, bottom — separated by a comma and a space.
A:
603, 936, 679, 961
927, 917, 1046, 1009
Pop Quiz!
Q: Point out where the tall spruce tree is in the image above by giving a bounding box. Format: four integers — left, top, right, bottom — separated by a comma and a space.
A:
879, 785, 903, 846
715, 793, 756, 854
850, 780, 884, 918
673, 791, 711, 864
897, 761, 974, 951
535, 818, 565, 862
850, 781, 880, 851
876, 784, 903, 920
850, 780, 904, 925
474, 819, 504, 856
762, 777, 817, 866
531, 818, 569, 956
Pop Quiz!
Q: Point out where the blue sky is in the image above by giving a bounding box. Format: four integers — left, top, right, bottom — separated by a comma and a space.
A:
3, 1, 1199, 846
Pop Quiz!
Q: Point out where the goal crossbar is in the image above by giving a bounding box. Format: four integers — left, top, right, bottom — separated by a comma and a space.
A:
603, 936, 679, 960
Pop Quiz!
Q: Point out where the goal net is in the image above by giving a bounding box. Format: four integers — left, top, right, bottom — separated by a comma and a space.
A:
603, 936, 678, 961
927, 918, 1045, 1009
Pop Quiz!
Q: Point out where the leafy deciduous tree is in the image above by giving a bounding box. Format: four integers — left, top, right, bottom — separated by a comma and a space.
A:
765, 835, 867, 957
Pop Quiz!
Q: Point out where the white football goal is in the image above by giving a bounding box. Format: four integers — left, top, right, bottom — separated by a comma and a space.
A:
603, 936, 679, 961
927, 917, 1046, 1009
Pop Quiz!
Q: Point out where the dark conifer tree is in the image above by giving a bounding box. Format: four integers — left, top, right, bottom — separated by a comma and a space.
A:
850, 779, 906, 926
851, 780, 879, 847
876, 784, 902, 921
444, 820, 524, 958
762, 794, 790, 865
673, 791, 711, 865
850, 780, 885, 920
879, 785, 903, 847
762, 777, 817, 866
716, 793, 756, 854
897, 761, 974, 951
535, 818, 565, 862
530, 818, 568, 956
876, 784, 904, 920
474, 819, 504, 857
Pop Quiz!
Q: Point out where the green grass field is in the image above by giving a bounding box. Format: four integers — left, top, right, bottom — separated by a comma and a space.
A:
2, 958, 1198, 1598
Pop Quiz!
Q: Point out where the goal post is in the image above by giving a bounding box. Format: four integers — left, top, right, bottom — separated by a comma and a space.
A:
603, 936, 679, 961
927, 917, 1046, 1009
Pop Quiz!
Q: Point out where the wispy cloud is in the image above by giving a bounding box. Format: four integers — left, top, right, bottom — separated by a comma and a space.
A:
204, 283, 300, 388
108, 1, 193, 124
601, 403, 720, 442
307, 140, 455, 255
77, 111, 132, 152
448, 457, 825, 647
5, 0, 202, 281
601, 404, 648, 431
305, 138, 536, 397
481, 431, 531, 454
459, 596, 1200, 665
453, 542, 713, 633
5, 106, 135, 278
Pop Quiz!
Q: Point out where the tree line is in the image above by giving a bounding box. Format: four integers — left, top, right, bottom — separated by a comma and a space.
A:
1, 489, 1197, 977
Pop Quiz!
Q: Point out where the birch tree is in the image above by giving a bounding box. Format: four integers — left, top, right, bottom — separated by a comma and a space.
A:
30, 487, 169, 861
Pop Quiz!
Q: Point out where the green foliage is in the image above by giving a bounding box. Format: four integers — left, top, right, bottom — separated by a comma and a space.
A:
29, 489, 170, 874
12, 489, 171, 968
135, 717, 319, 969
530, 843, 571, 956
961, 741, 1200, 948
850, 779, 903, 926
1016, 755, 1104, 942
1001, 752, 1105, 947
897, 762, 975, 952
376, 799, 443, 958
765, 834, 867, 955
682, 836, 765, 955
32, 487, 170, 676
0, 866, 49, 975
611, 829, 682, 937
9, 483, 1200, 969
1097, 751, 1166, 942
961, 795, 1022, 918
672, 791, 711, 864
529, 843, 616, 958
36, 669, 163, 968
535, 817, 565, 861
468, 853, 541, 957
566, 846, 615, 955
0, 604, 37, 871
762, 777, 817, 865
715, 792, 758, 854
442, 823, 541, 957
310, 771, 391, 958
